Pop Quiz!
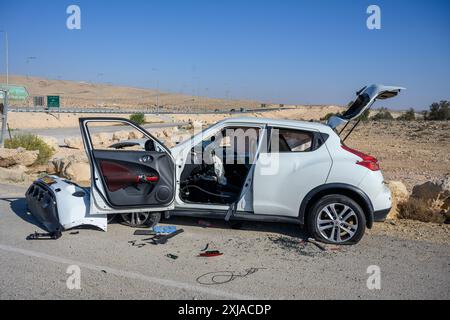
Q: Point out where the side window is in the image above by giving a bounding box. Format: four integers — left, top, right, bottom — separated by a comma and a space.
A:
85, 121, 156, 151
271, 128, 313, 153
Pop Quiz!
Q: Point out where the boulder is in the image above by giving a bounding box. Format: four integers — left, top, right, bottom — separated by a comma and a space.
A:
48, 155, 90, 183
39, 136, 59, 150
412, 174, 450, 201
0, 148, 39, 168
92, 132, 111, 147
128, 131, 144, 140
64, 137, 84, 150
0, 165, 27, 182
113, 130, 130, 141
64, 161, 91, 182
387, 181, 409, 219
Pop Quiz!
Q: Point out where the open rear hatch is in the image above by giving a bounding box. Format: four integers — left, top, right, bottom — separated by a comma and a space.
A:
327, 84, 405, 140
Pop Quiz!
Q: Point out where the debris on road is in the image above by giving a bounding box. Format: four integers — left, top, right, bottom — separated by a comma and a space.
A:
150, 229, 184, 245
153, 225, 177, 234
198, 250, 223, 257
26, 231, 62, 240
196, 268, 266, 285
133, 229, 156, 236
166, 254, 179, 260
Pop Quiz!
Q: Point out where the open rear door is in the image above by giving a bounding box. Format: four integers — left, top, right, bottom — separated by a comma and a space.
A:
79, 118, 176, 215
327, 84, 405, 130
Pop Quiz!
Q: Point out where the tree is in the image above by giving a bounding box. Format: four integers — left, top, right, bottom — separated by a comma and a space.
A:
425, 101, 450, 120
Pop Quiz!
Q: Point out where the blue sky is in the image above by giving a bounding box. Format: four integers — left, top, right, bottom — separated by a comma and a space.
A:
1, 0, 449, 110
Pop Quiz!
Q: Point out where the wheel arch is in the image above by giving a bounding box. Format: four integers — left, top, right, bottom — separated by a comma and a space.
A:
299, 183, 374, 229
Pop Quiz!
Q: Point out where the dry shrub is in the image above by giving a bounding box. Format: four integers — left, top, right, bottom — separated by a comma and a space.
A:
397, 197, 447, 223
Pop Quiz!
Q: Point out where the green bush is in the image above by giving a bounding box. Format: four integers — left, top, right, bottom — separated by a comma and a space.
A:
5, 133, 54, 165
397, 108, 416, 121
130, 112, 146, 125
424, 101, 450, 121
371, 108, 394, 121
359, 109, 371, 121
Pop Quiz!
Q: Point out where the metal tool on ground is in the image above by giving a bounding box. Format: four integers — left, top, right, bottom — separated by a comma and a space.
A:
150, 229, 184, 245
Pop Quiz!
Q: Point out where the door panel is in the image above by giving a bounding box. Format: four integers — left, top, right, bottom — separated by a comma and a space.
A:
79, 118, 176, 214
93, 150, 175, 207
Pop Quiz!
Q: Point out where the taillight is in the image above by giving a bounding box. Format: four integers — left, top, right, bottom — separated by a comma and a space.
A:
341, 145, 380, 171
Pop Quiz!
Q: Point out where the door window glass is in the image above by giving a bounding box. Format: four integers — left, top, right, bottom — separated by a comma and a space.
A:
271, 128, 313, 153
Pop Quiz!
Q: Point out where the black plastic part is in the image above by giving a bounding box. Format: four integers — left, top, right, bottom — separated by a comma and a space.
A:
373, 208, 391, 222
26, 182, 64, 234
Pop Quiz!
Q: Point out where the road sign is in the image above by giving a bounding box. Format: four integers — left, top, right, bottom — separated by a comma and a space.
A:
0, 85, 29, 100
47, 96, 60, 109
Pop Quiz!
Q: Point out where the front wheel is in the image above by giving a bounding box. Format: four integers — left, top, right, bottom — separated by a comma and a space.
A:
307, 195, 366, 245
120, 212, 161, 228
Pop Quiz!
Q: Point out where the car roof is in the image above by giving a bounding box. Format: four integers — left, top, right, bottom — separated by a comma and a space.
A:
217, 117, 333, 133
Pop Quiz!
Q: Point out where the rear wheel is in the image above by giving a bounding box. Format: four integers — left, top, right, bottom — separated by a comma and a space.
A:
307, 195, 366, 245
120, 212, 161, 228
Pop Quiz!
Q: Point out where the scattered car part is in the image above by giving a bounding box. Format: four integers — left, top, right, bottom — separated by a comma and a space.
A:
133, 229, 157, 236
26, 231, 62, 240
201, 243, 210, 251
166, 254, 179, 260
150, 228, 184, 245
198, 250, 223, 257
153, 225, 177, 234
26, 176, 107, 235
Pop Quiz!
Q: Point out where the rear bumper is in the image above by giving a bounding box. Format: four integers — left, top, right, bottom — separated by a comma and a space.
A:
373, 208, 391, 222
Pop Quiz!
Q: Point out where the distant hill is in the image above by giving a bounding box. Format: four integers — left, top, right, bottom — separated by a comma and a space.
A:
0, 75, 271, 111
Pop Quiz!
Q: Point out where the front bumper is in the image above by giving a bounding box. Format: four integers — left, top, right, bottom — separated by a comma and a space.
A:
26, 182, 64, 233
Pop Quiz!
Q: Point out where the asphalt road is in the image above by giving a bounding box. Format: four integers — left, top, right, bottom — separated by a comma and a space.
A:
0, 183, 449, 300
16, 122, 186, 144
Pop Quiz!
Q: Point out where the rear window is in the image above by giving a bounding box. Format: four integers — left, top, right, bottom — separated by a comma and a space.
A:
271, 128, 313, 153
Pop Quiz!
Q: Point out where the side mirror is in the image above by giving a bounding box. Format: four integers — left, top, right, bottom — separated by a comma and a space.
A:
145, 139, 156, 152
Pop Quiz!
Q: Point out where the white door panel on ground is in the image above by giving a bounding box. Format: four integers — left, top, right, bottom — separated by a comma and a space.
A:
253, 146, 332, 217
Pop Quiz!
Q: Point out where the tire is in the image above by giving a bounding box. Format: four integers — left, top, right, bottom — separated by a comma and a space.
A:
306, 194, 366, 245
120, 212, 161, 228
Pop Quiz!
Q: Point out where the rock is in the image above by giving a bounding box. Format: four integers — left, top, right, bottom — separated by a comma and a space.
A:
0, 148, 39, 167
387, 181, 409, 219
0, 165, 27, 182
128, 131, 144, 140
64, 161, 91, 182
91, 133, 111, 146
64, 137, 84, 150
412, 174, 450, 201
48, 155, 90, 183
113, 130, 130, 141
39, 136, 59, 150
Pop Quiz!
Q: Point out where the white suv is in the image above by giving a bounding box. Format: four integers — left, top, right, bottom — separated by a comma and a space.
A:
26, 84, 403, 244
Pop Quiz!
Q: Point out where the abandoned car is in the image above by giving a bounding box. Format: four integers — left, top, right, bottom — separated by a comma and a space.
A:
26, 84, 404, 244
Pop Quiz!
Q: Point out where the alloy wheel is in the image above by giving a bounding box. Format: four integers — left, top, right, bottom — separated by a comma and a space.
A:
316, 203, 359, 244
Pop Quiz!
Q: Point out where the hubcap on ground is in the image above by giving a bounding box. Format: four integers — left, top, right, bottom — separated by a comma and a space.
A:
316, 203, 358, 243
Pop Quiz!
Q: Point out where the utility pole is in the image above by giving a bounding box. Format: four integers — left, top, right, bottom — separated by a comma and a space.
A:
0, 89, 9, 147
0, 31, 8, 86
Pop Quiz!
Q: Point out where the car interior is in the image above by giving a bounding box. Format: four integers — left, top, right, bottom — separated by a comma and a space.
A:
179, 126, 261, 205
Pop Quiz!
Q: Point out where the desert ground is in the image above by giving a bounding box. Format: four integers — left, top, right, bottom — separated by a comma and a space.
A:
0, 76, 449, 299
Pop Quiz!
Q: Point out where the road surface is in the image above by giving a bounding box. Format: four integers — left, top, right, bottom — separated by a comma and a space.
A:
0, 183, 448, 299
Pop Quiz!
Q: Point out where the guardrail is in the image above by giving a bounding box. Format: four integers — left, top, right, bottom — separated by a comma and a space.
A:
9, 106, 293, 115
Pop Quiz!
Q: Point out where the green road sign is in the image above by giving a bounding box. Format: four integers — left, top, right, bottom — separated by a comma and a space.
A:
0, 85, 29, 100
47, 96, 60, 109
